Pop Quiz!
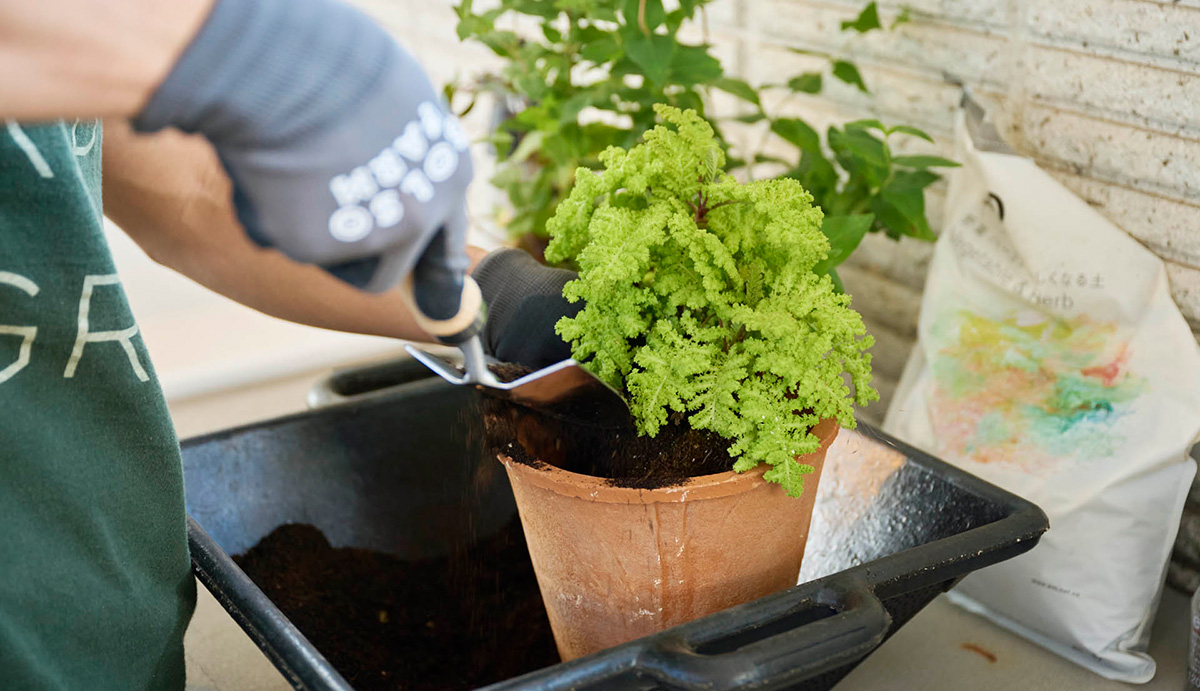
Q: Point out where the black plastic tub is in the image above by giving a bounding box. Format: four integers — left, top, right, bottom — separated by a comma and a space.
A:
182, 373, 1047, 691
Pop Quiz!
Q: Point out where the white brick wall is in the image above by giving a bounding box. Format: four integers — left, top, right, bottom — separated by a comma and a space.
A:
349, 0, 1200, 425
729, 0, 1200, 424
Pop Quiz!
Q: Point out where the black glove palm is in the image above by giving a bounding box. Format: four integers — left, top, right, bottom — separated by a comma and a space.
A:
471, 248, 580, 370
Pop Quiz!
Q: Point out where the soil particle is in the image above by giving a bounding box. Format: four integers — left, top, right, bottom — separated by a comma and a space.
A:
961, 642, 998, 663
233, 520, 559, 690
488, 361, 535, 383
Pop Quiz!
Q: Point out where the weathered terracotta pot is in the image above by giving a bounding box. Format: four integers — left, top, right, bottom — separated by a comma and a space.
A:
499, 417, 840, 661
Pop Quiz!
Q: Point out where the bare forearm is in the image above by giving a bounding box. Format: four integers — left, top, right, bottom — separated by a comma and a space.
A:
0, 0, 212, 119
102, 120, 482, 342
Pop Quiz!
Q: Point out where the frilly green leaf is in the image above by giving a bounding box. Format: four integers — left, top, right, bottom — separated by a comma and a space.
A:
546, 106, 878, 497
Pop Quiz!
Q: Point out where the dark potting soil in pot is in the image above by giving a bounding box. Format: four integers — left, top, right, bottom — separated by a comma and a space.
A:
232, 519, 559, 690
483, 363, 735, 490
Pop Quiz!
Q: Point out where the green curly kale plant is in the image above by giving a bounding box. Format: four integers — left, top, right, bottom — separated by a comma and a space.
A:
545, 105, 878, 497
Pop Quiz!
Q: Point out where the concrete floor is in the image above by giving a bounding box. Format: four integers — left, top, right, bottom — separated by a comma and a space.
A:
839, 590, 1189, 690
185, 583, 292, 691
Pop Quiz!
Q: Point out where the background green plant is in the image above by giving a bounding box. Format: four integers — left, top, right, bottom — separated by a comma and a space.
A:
546, 106, 877, 496
454, 1, 958, 285
454, 0, 734, 244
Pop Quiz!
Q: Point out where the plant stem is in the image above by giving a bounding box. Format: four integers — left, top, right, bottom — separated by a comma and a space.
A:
706, 199, 740, 213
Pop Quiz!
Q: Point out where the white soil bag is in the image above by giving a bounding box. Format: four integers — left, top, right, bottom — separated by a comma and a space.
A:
884, 98, 1200, 682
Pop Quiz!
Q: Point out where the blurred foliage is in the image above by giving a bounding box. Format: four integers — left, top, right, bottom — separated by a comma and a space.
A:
453, 0, 957, 283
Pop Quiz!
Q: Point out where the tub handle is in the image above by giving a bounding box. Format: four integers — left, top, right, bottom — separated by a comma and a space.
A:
640, 582, 891, 690
488, 578, 890, 691
306, 350, 457, 408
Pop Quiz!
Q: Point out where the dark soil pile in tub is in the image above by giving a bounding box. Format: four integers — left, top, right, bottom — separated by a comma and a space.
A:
233, 519, 558, 690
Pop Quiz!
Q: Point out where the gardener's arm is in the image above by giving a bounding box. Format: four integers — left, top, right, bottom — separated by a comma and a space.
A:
0, 0, 213, 119
10, 0, 477, 302
102, 120, 486, 341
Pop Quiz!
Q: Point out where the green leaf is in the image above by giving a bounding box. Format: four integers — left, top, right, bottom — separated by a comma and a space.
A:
590, 5, 620, 22
733, 111, 767, 124
892, 154, 960, 169
814, 214, 874, 275
518, 74, 552, 101
827, 125, 889, 189
664, 0, 707, 30
509, 129, 548, 164
455, 2, 503, 40
672, 88, 707, 114
832, 60, 869, 93
669, 45, 723, 85
891, 168, 941, 192
841, 2, 881, 33
580, 34, 622, 63
886, 124, 933, 142
875, 170, 939, 240
786, 72, 823, 94
845, 118, 886, 133
827, 266, 846, 293
678, 0, 704, 18
542, 24, 563, 43
476, 30, 523, 58
839, 127, 888, 169
483, 130, 514, 156
712, 77, 761, 106
622, 0, 667, 32
788, 150, 838, 204
625, 32, 676, 84
508, 0, 560, 17
770, 118, 821, 153
754, 153, 791, 165
762, 459, 816, 498
560, 92, 593, 124
891, 6, 912, 28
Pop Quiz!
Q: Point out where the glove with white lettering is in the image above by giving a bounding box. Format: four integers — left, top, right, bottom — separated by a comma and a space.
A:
134, 0, 472, 312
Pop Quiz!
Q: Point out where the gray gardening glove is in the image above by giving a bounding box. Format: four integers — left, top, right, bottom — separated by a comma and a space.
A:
471, 248, 581, 370
134, 0, 473, 314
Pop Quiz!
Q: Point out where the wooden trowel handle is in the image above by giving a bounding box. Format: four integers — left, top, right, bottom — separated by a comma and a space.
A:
401, 274, 484, 342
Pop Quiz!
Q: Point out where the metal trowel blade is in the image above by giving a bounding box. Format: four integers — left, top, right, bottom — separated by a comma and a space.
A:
404, 344, 632, 428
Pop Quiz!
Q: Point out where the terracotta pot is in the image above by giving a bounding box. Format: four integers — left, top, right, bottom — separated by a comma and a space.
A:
499, 417, 840, 661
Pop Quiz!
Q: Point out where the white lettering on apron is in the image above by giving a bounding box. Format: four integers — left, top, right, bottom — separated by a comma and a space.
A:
5, 121, 54, 179
0, 271, 39, 384
63, 275, 149, 382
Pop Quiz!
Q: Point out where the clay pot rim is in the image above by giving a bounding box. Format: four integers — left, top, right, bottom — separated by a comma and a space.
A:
498, 417, 840, 505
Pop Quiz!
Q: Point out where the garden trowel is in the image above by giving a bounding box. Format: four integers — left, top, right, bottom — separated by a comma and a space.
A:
403, 343, 630, 427
401, 270, 630, 428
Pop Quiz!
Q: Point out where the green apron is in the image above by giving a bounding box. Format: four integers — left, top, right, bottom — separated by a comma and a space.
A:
0, 120, 195, 690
